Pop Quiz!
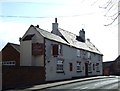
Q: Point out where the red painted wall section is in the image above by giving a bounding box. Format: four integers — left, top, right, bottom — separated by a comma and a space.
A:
2, 43, 20, 66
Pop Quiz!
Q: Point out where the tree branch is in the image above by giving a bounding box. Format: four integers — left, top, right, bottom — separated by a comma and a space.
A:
104, 12, 119, 26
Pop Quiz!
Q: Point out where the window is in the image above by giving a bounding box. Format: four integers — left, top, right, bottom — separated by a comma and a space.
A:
77, 50, 80, 57
87, 52, 91, 59
69, 63, 73, 71
93, 53, 96, 57
2, 61, 16, 66
83, 51, 86, 55
52, 44, 62, 57
52, 44, 58, 57
96, 63, 100, 72
88, 63, 92, 73
77, 62, 82, 72
56, 60, 64, 72
98, 55, 101, 61
58, 44, 62, 55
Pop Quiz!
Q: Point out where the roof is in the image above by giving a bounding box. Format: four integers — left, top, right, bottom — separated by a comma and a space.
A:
59, 28, 102, 55
114, 55, 120, 62
3, 43, 20, 53
103, 61, 115, 68
35, 26, 68, 45
10, 43, 20, 52
31, 25, 102, 55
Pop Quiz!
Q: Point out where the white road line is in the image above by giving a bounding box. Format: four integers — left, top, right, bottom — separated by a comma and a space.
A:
73, 86, 88, 89
81, 87, 88, 89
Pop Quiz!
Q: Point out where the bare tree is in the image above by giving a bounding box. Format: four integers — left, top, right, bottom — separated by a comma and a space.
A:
99, 0, 119, 26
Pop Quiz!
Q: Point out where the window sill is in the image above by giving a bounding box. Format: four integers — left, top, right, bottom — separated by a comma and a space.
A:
88, 71, 92, 73
96, 71, 100, 72
56, 71, 64, 73
77, 70, 82, 72
53, 55, 58, 57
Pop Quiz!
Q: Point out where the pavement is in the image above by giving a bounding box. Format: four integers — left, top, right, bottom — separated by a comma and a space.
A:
22, 76, 115, 90
7, 76, 116, 91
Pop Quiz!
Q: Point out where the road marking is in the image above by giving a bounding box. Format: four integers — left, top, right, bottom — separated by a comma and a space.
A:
81, 87, 88, 89
73, 86, 88, 89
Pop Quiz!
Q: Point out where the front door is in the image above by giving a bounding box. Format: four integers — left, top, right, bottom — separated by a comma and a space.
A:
69, 63, 73, 71
85, 63, 88, 76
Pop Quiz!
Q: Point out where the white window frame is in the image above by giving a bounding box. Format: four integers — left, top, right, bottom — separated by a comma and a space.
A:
77, 62, 82, 72
87, 52, 91, 59
77, 50, 81, 57
56, 60, 64, 72
2, 61, 16, 66
58, 44, 62, 55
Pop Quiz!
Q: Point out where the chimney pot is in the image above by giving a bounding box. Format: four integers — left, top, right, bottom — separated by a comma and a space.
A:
36, 25, 39, 28
55, 18, 57, 23
87, 38, 90, 41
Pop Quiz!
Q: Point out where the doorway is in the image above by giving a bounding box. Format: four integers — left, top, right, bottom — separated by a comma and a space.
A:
85, 63, 88, 76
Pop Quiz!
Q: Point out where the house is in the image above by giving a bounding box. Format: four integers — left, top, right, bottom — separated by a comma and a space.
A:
20, 18, 103, 81
0, 51, 2, 63
103, 55, 120, 76
2, 42, 20, 66
103, 61, 114, 75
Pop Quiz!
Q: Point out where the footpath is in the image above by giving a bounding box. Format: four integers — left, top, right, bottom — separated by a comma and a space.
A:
8, 76, 115, 91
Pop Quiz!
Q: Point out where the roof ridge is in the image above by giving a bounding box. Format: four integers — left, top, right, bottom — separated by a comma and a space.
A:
35, 26, 65, 38
59, 28, 78, 36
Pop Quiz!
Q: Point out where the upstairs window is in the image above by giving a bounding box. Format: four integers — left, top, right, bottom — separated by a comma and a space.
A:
52, 44, 58, 57
87, 52, 91, 59
58, 44, 62, 55
77, 50, 81, 57
98, 55, 101, 61
52, 44, 62, 57
83, 51, 86, 55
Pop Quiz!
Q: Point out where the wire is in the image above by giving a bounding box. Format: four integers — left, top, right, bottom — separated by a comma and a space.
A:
0, 12, 96, 19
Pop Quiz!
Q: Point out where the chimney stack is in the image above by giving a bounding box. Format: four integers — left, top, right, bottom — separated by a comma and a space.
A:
51, 18, 58, 35
36, 25, 39, 28
55, 18, 57, 23
79, 28, 85, 42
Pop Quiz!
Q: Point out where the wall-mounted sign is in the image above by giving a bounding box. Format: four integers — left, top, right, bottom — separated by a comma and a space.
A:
32, 43, 44, 56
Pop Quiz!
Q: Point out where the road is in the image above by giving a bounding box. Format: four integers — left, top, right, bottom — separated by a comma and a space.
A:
42, 76, 120, 91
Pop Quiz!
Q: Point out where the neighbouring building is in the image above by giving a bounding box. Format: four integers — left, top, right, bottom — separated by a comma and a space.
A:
103, 55, 120, 76
20, 18, 103, 81
103, 61, 114, 75
0, 51, 2, 62
2, 42, 20, 66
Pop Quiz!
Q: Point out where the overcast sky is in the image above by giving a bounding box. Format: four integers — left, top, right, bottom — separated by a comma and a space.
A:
0, 0, 118, 62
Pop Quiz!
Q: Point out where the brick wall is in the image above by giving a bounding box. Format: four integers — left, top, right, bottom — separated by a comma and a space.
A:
2, 66, 45, 90
2, 44, 20, 66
